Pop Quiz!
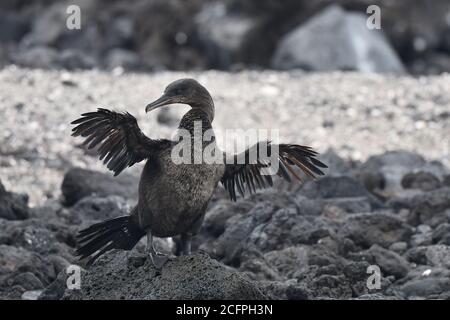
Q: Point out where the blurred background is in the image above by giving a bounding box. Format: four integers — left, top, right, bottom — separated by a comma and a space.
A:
1, 0, 450, 74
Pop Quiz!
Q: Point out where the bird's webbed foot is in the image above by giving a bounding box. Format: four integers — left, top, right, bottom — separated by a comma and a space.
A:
146, 230, 173, 269
148, 251, 171, 269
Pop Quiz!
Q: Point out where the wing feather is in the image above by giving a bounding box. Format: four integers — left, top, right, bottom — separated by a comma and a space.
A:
72, 108, 168, 176
221, 142, 327, 201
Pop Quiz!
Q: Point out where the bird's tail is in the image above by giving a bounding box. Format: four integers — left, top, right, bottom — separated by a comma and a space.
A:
76, 215, 145, 266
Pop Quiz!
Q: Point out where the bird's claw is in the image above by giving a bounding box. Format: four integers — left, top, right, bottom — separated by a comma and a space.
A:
148, 252, 172, 269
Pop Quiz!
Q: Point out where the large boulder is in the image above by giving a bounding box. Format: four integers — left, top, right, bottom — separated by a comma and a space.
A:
401, 171, 442, 191
421, 245, 450, 269
194, 2, 259, 69
432, 224, 450, 245
316, 149, 353, 177
351, 244, 410, 279
399, 277, 450, 299
69, 195, 131, 224
388, 187, 450, 227
21, 2, 69, 47
0, 11, 29, 43
63, 251, 269, 300
271, 5, 405, 73
395, 267, 450, 299
61, 168, 138, 206
298, 175, 383, 209
0, 180, 30, 220
355, 150, 448, 197
339, 212, 413, 249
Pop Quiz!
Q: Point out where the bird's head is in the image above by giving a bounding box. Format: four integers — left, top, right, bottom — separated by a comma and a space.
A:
146, 78, 214, 121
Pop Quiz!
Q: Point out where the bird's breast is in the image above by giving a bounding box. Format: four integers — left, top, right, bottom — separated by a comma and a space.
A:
137, 147, 225, 236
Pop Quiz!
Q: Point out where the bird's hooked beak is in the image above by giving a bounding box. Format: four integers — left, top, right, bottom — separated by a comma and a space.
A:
145, 94, 178, 113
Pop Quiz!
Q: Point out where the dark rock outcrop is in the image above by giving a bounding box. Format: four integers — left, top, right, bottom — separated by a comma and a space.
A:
298, 175, 384, 209
0, 180, 30, 220
61, 168, 138, 206
63, 251, 269, 300
70, 196, 131, 224
401, 171, 441, 191
2, 150, 450, 300
271, 5, 405, 73
339, 212, 413, 249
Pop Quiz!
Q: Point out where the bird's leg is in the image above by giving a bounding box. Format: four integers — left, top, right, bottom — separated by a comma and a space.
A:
180, 233, 192, 256
146, 229, 170, 269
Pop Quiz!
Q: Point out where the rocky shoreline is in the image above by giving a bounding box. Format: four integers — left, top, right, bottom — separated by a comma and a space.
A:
0, 68, 449, 299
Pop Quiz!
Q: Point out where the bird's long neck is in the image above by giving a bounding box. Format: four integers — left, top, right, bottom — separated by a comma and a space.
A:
178, 108, 213, 134
175, 89, 217, 164
190, 89, 215, 123
176, 109, 216, 161
177, 87, 215, 146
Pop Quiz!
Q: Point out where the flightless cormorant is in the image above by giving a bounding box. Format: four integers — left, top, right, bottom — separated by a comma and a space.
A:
72, 78, 327, 268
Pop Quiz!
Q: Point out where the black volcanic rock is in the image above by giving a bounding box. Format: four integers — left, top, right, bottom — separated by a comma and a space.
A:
63, 251, 269, 300
389, 187, 450, 227
0, 180, 30, 220
355, 244, 410, 279
2, 150, 450, 300
401, 171, 441, 191
339, 212, 413, 249
61, 168, 138, 206
299, 176, 384, 209
70, 195, 131, 224
271, 5, 405, 73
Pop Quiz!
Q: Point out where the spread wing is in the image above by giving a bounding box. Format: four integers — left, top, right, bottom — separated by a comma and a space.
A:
71, 108, 167, 176
221, 142, 327, 201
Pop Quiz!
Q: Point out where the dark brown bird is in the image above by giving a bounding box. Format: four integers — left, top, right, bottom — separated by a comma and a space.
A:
72, 78, 327, 268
